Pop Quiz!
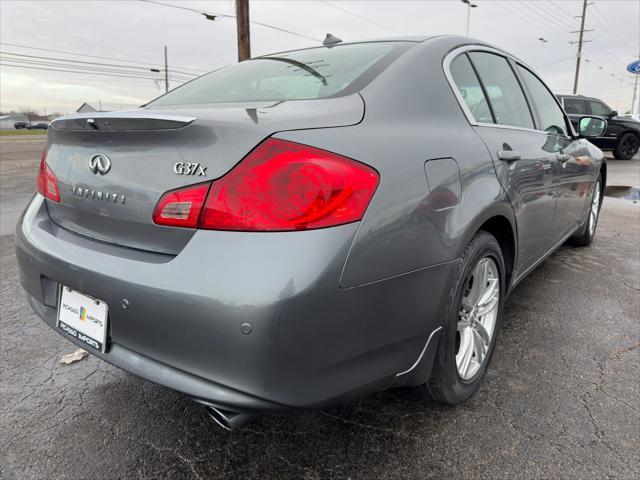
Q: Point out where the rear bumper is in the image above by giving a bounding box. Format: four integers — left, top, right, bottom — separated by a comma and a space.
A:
26, 293, 284, 412
16, 194, 454, 411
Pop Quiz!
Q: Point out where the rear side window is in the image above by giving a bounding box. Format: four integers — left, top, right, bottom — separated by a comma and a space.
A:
450, 54, 493, 123
468, 52, 534, 129
517, 65, 568, 135
563, 98, 589, 115
589, 100, 611, 116
149, 42, 411, 106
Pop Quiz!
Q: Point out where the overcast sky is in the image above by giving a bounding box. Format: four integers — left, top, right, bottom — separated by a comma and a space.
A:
1, 0, 638, 114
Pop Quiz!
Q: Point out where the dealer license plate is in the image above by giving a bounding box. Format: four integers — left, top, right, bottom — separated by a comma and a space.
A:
57, 286, 108, 352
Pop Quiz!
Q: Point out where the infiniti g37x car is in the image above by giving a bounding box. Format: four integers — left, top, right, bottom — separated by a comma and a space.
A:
16, 36, 607, 430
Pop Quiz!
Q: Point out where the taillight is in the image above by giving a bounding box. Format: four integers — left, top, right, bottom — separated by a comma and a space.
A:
153, 182, 210, 228
199, 139, 379, 231
37, 146, 60, 202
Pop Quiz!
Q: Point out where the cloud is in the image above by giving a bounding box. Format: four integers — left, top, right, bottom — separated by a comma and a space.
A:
1, 0, 638, 113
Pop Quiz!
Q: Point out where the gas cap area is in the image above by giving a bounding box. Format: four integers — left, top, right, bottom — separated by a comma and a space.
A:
424, 158, 462, 212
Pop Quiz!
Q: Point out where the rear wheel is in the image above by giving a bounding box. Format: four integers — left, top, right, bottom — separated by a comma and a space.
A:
614, 133, 639, 160
569, 173, 602, 247
428, 231, 505, 405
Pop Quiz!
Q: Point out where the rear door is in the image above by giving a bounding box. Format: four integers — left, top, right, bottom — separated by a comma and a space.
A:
516, 65, 595, 240
587, 99, 619, 149
449, 50, 557, 274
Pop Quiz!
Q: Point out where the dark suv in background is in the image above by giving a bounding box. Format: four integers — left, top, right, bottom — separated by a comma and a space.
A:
558, 94, 640, 160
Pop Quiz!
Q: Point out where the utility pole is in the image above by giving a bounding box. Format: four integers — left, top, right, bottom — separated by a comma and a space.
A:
164, 46, 169, 93
571, 0, 593, 94
236, 0, 251, 61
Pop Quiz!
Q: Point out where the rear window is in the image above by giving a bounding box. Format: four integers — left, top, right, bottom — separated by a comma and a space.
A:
149, 42, 412, 106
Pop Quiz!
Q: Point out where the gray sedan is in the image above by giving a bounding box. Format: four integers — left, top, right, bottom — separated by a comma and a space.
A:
16, 36, 607, 429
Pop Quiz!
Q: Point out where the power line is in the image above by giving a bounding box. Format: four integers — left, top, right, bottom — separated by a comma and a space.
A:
591, 3, 637, 59
139, 0, 231, 18
488, 1, 571, 44
0, 57, 193, 81
549, 0, 636, 67
138, 0, 322, 43
0, 42, 207, 74
518, 2, 574, 33
0, 51, 197, 77
0, 62, 189, 83
319, 1, 405, 35
549, 0, 579, 22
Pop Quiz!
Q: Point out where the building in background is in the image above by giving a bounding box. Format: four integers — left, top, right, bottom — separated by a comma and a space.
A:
76, 103, 98, 113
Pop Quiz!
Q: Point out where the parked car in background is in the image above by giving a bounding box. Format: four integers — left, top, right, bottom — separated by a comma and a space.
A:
17, 36, 608, 430
620, 113, 640, 122
26, 122, 48, 130
14, 121, 29, 129
557, 94, 640, 159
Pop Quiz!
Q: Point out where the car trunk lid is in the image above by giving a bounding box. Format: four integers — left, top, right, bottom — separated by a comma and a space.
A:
44, 96, 364, 254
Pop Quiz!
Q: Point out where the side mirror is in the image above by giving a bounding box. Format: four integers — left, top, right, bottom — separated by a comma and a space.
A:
578, 116, 607, 138
610, 110, 618, 118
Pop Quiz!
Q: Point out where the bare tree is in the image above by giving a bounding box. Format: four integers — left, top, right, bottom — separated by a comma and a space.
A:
17, 107, 39, 122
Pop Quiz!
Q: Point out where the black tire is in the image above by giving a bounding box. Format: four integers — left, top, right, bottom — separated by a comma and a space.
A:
569, 173, 602, 247
613, 133, 639, 160
428, 231, 505, 405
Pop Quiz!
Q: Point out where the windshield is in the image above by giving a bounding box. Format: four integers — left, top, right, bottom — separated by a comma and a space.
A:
149, 42, 413, 106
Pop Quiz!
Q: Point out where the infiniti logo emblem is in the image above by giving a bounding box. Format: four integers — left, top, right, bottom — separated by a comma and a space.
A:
89, 154, 111, 175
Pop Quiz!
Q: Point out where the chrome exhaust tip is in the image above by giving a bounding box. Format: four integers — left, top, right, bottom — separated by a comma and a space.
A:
204, 405, 256, 431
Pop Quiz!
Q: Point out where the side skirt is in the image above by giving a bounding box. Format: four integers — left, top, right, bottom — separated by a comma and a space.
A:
509, 226, 578, 293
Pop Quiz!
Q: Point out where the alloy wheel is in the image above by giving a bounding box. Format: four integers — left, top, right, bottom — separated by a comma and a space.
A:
589, 180, 601, 237
456, 257, 500, 380
621, 135, 639, 158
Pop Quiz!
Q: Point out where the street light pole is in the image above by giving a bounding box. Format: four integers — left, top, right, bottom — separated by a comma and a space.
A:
596, 65, 603, 95
537, 37, 548, 72
163, 46, 169, 93
631, 74, 639, 115
461, 0, 477, 37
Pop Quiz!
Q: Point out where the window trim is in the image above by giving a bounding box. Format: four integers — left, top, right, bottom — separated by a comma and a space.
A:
462, 53, 497, 124
443, 45, 574, 137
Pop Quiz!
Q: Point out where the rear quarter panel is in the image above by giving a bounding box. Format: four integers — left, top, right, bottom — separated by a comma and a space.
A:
278, 36, 516, 289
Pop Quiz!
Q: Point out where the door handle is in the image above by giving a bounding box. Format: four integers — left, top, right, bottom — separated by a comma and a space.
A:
497, 150, 522, 162
556, 153, 571, 163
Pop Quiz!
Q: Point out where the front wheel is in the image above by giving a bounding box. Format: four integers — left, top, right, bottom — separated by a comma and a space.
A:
428, 231, 505, 405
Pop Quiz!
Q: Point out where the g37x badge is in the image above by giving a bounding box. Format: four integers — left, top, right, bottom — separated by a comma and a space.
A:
174, 162, 207, 176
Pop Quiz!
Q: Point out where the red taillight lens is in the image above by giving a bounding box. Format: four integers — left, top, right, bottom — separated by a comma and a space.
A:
153, 182, 211, 228
37, 146, 60, 202
199, 139, 379, 231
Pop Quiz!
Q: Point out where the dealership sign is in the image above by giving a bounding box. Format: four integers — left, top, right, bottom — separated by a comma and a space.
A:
627, 60, 640, 74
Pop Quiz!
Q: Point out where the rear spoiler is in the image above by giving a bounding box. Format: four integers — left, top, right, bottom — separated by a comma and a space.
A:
50, 111, 197, 131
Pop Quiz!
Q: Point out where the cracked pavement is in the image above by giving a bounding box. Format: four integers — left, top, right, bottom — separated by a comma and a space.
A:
1, 136, 639, 479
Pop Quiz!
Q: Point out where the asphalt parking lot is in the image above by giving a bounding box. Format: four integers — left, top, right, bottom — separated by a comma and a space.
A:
1, 135, 639, 479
